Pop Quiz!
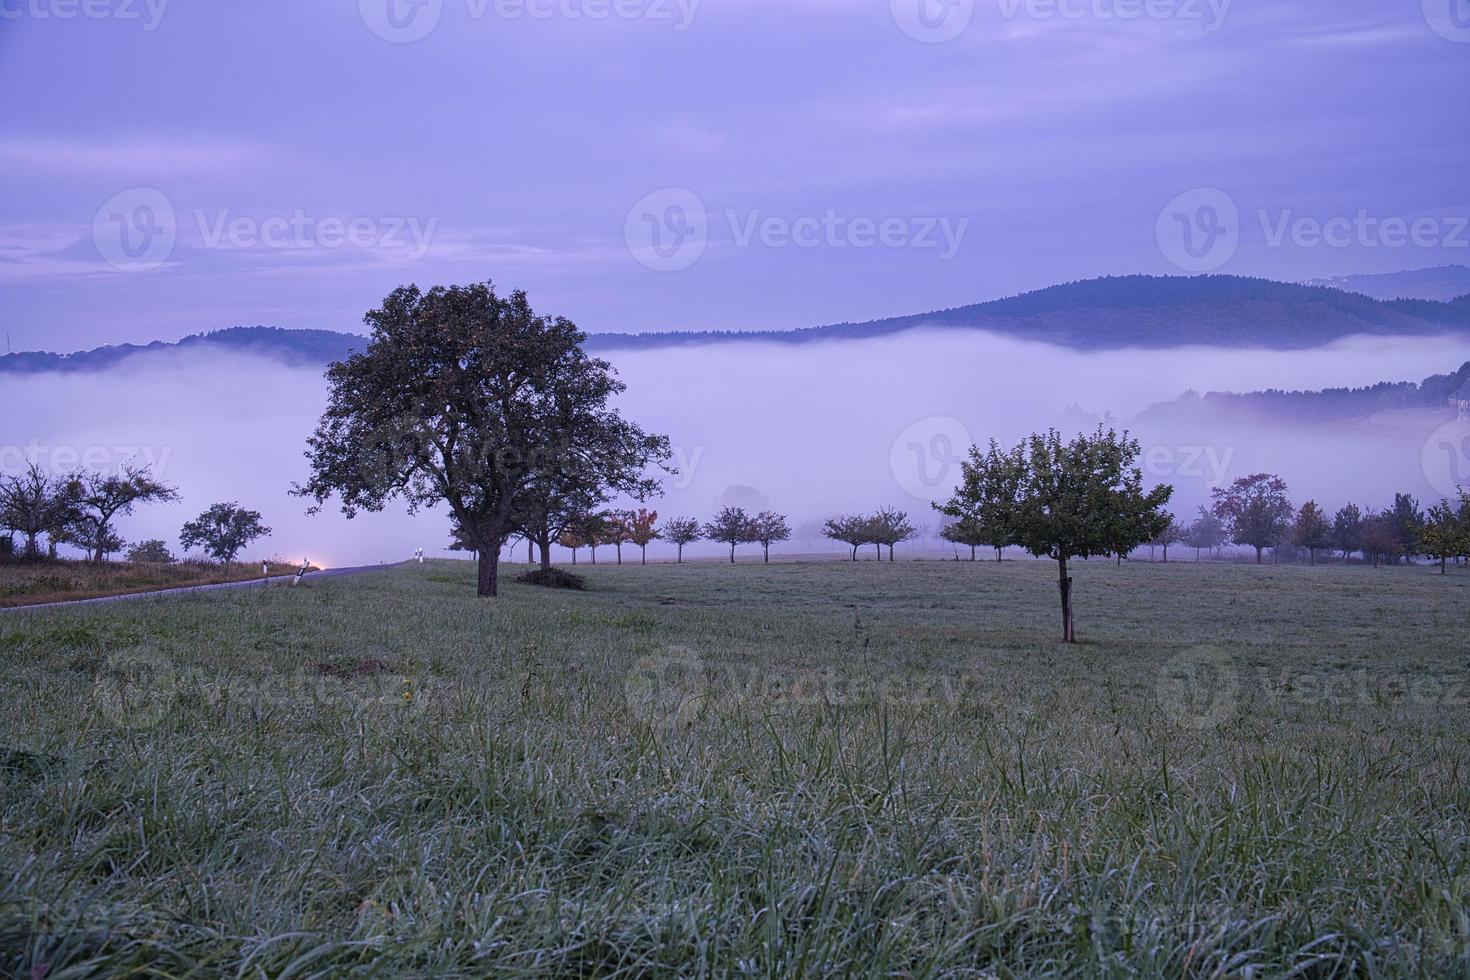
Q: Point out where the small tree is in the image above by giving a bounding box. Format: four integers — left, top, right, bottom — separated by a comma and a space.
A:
1360, 513, 1399, 568
0, 463, 72, 559
934, 439, 1020, 564
127, 539, 176, 564
869, 506, 918, 562
988, 427, 1171, 643
1148, 516, 1184, 562
939, 516, 988, 561
602, 511, 633, 565
1181, 506, 1225, 561
1211, 473, 1294, 564
1385, 493, 1425, 565
180, 503, 272, 563
1332, 503, 1364, 563
64, 463, 179, 562
704, 507, 756, 563
557, 528, 586, 564
627, 508, 660, 564
660, 516, 701, 562
750, 511, 791, 563
1292, 500, 1333, 565
1418, 493, 1469, 574
823, 514, 871, 562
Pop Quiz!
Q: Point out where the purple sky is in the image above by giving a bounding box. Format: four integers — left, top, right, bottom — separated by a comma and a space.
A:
1, 0, 1467, 352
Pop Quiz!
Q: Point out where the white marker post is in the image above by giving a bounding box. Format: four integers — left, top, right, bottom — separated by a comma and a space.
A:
292, 559, 309, 586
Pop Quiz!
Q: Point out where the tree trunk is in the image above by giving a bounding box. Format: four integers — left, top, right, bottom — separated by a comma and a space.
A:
850, 544, 857, 562
539, 534, 552, 572
1057, 556, 1075, 643
640, 544, 647, 565
1255, 545, 1264, 564
1441, 557, 1447, 575
677, 543, 684, 563
615, 543, 623, 565
590, 546, 597, 564
970, 545, 976, 561
995, 547, 1002, 563
476, 551, 499, 597
571, 549, 577, 564
873, 543, 881, 560
729, 541, 735, 563
763, 544, 769, 563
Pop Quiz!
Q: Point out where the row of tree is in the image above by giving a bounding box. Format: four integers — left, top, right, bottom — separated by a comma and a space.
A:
1147, 475, 1470, 571
0, 462, 272, 564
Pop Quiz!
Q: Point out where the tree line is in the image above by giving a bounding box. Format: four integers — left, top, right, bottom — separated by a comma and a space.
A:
0, 461, 273, 565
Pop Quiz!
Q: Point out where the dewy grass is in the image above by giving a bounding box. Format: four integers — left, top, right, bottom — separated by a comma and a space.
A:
1, 558, 1468, 976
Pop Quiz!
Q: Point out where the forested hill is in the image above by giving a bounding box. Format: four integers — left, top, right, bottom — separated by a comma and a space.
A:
1137, 360, 1470, 425
4, 274, 1469, 375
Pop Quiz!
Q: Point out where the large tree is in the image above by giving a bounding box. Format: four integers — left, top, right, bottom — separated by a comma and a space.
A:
63, 463, 178, 563
295, 283, 670, 596
660, 516, 701, 563
1385, 493, 1425, 565
958, 427, 1171, 643
180, 502, 272, 563
1211, 473, 1294, 564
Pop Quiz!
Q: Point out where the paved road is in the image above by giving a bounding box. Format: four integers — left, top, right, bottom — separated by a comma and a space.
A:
0, 562, 406, 615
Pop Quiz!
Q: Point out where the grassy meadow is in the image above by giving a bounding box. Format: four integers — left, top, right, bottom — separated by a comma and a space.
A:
2, 557, 1469, 976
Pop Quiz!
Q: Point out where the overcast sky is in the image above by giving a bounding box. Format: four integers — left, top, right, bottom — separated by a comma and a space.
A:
1, 0, 1467, 352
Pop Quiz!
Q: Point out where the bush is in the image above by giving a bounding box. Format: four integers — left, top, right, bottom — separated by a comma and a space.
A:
516, 568, 586, 590
126, 539, 176, 564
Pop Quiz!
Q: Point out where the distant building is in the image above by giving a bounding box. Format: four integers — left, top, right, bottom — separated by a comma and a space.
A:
1454, 380, 1470, 418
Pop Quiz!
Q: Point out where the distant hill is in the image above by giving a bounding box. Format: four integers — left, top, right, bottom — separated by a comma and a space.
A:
1303, 265, 1470, 302
4, 274, 1469, 375
1138, 360, 1470, 425
0, 326, 362, 375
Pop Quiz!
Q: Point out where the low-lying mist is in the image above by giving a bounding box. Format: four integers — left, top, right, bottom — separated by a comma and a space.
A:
4, 328, 1467, 566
